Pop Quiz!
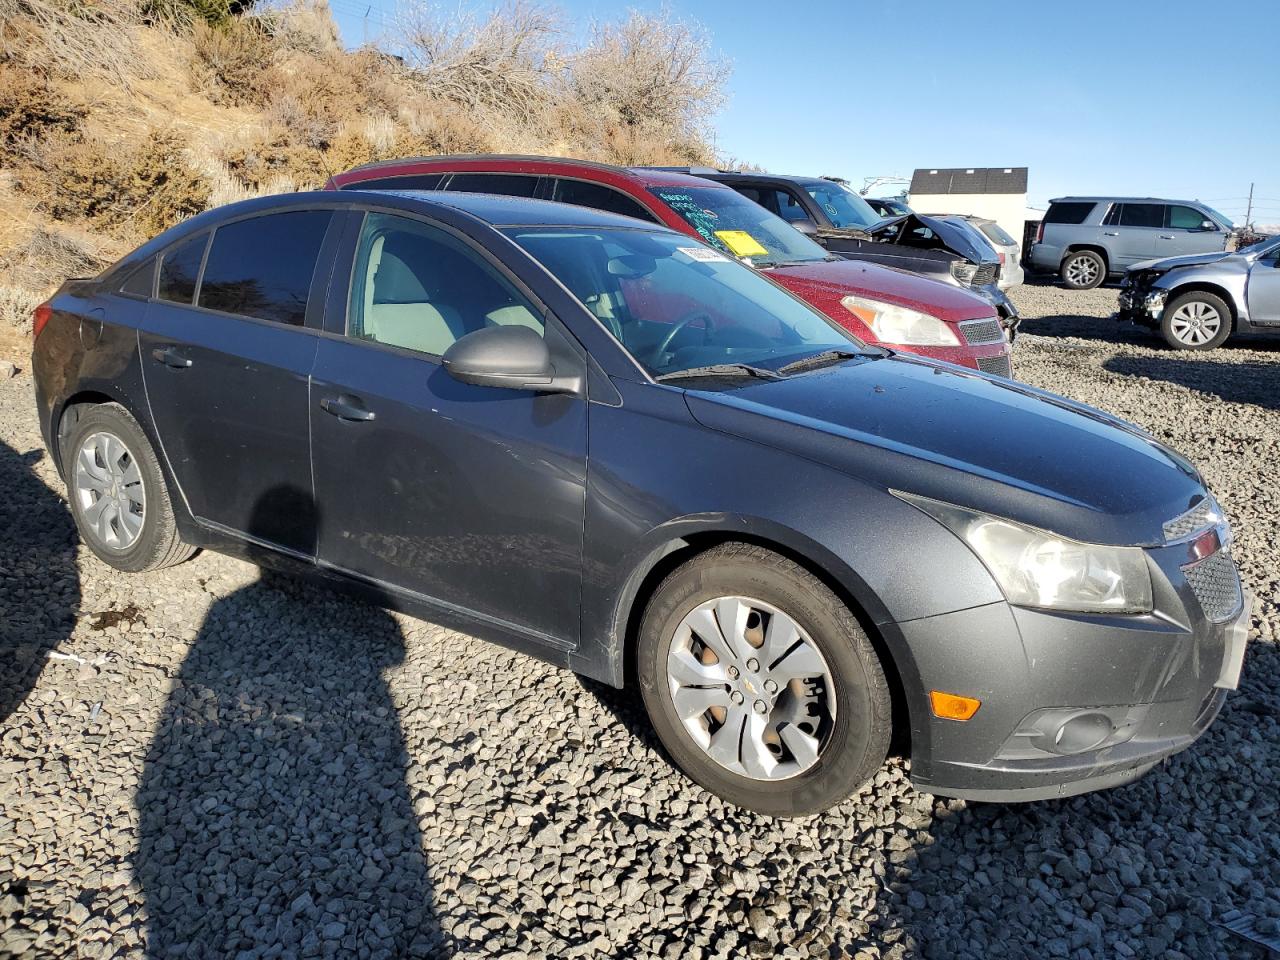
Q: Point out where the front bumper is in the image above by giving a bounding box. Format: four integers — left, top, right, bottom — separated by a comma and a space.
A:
1117, 283, 1167, 327
896, 549, 1251, 803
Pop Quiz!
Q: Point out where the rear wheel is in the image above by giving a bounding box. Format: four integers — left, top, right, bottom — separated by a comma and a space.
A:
637, 543, 892, 817
1060, 250, 1106, 289
1161, 291, 1231, 350
63, 403, 194, 572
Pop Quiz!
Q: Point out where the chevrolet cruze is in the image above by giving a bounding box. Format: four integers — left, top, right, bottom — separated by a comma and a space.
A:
31, 191, 1250, 816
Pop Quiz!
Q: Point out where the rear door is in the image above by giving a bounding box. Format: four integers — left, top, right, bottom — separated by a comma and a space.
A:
138, 208, 343, 554
308, 208, 588, 645
1107, 203, 1164, 266
1157, 204, 1229, 257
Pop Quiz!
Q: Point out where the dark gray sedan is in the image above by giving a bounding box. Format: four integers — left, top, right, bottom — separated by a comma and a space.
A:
31, 190, 1250, 815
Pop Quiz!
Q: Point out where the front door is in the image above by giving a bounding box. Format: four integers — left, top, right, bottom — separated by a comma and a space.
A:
138, 209, 338, 553
309, 210, 588, 645
1157, 204, 1229, 258
1246, 248, 1280, 323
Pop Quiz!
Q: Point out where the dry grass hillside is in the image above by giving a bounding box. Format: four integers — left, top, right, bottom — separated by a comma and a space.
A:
0, 0, 728, 363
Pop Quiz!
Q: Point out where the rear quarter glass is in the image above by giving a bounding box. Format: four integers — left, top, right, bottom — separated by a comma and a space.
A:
1044, 202, 1096, 225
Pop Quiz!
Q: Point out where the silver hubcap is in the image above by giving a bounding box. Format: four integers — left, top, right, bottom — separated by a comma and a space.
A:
73, 431, 145, 549
1065, 255, 1099, 286
1169, 301, 1222, 345
666, 596, 835, 781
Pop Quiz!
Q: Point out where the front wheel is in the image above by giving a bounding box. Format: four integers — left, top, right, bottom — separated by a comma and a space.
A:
1161, 291, 1232, 350
637, 543, 892, 817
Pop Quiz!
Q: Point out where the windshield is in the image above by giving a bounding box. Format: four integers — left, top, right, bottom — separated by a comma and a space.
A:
646, 185, 829, 266
1239, 234, 1280, 255
799, 180, 881, 230
504, 227, 863, 378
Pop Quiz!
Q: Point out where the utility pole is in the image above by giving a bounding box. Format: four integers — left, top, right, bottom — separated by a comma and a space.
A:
362, 4, 370, 47
1245, 182, 1254, 228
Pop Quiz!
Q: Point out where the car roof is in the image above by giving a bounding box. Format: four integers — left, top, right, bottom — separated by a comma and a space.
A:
362, 189, 669, 229
1049, 196, 1204, 205
331, 153, 725, 191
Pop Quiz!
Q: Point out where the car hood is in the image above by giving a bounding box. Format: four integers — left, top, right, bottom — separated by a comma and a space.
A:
683, 354, 1205, 546
867, 213, 998, 265
763, 258, 995, 323
1130, 250, 1237, 272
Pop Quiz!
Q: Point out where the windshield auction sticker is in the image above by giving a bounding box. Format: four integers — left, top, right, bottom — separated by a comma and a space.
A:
713, 230, 769, 258
677, 246, 730, 262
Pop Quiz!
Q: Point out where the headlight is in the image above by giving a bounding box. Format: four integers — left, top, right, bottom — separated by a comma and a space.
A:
896, 493, 1154, 614
950, 261, 979, 285
841, 295, 959, 346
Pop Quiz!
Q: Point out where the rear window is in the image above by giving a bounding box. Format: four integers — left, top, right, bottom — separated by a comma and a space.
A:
120, 259, 156, 298
157, 233, 209, 305
1044, 202, 1095, 225
979, 222, 1017, 246
445, 173, 540, 197
198, 210, 332, 325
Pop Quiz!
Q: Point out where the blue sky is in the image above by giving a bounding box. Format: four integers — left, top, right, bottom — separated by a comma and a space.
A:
328, 0, 1280, 223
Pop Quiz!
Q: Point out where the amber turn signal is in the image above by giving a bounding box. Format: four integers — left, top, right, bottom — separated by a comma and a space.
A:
930, 690, 981, 721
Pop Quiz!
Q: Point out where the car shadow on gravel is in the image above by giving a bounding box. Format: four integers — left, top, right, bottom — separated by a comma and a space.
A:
0, 441, 80, 725
133, 487, 443, 958
1104, 356, 1280, 412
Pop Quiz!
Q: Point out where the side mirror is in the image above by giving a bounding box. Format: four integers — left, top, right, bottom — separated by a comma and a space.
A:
442, 325, 581, 394
1200, 219, 1217, 231
792, 218, 819, 236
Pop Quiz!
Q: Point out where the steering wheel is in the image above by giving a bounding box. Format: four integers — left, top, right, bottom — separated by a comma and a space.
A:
649, 310, 716, 365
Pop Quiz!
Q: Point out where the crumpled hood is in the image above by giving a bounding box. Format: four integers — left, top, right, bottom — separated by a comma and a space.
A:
867, 213, 998, 265
1130, 250, 1236, 272
683, 354, 1206, 546
764, 258, 995, 324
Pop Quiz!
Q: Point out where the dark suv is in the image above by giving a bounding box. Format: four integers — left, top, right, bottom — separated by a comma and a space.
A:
650, 169, 1017, 323
1030, 197, 1234, 289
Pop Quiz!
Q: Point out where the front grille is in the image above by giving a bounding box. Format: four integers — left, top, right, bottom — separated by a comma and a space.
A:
1163, 497, 1222, 542
975, 353, 1012, 378
1183, 550, 1243, 623
972, 263, 999, 286
959, 318, 1005, 345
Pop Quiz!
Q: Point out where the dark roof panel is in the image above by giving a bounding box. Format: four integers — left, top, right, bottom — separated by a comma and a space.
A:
909, 167, 1029, 196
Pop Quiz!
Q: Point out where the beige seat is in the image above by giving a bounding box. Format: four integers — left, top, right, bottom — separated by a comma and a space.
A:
361, 234, 470, 355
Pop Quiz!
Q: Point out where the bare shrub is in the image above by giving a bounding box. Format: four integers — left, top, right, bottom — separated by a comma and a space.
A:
263, 92, 336, 149
0, 285, 42, 333
564, 11, 727, 151
0, 63, 85, 145
1, 0, 155, 88
394, 0, 559, 122
260, 0, 341, 56
18, 129, 210, 239
399, 100, 499, 154
190, 17, 275, 105
0, 224, 110, 295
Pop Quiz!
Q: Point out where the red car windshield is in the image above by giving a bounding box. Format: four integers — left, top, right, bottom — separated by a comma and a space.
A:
646, 186, 830, 268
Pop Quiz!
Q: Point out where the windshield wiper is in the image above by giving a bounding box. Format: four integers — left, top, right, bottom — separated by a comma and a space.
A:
655, 363, 785, 382
777, 349, 861, 375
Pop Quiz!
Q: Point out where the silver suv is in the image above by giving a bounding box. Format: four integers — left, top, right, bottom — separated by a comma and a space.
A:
1030, 197, 1234, 289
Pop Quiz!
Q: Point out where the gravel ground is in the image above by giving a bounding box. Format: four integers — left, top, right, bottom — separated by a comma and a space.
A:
1, 282, 1278, 960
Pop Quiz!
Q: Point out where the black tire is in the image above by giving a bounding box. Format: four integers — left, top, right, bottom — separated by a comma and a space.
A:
62, 402, 195, 572
1160, 290, 1232, 351
1060, 249, 1107, 290
637, 543, 892, 817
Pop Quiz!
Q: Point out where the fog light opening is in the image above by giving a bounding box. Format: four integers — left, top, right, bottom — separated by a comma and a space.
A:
929, 691, 981, 721
1052, 713, 1114, 754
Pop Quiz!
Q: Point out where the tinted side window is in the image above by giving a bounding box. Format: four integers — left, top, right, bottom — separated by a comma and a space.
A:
445, 173, 540, 197
551, 178, 655, 221
1167, 205, 1207, 229
198, 211, 332, 325
1044, 202, 1095, 225
769, 189, 812, 223
348, 212, 543, 357
120, 259, 156, 298
341, 174, 444, 191
158, 234, 209, 304
1118, 203, 1164, 228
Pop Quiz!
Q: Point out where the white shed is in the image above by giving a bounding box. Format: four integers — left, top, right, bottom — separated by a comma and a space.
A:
908, 167, 1034, 253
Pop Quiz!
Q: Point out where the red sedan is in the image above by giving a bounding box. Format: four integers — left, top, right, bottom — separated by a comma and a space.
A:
326, 156, 1013, 376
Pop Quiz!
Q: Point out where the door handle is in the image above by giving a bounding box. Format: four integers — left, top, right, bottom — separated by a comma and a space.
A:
1159, 235, 1176, 240
150, 346, 192, 368
1103, 231, 1119, 236
320, 395, 376, 422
